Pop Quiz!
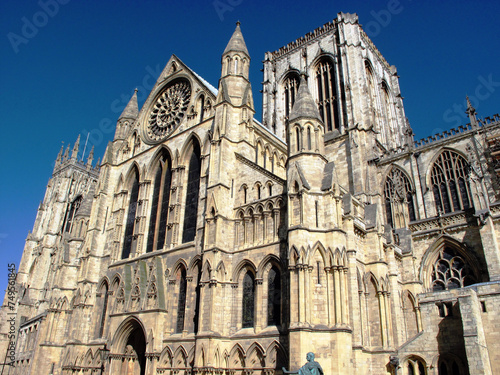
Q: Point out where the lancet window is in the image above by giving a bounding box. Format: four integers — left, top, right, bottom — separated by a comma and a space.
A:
283, 73, 300, 119
431, 150, 472, 214
384, 168, 416, 228
63, 195, 83, 233
146, 151, 172, 252
315, 58, 340, 131
122, 168, 139, 259
267, 266, 281, 326
242, 271, 255, 328
182, 140, 202, 243
176, 268, 187, 333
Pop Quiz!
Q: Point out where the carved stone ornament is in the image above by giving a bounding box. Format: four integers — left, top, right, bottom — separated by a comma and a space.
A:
145, 79, 191, 142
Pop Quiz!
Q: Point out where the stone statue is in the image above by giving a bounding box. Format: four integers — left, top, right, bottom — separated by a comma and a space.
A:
282, 352, 324, 375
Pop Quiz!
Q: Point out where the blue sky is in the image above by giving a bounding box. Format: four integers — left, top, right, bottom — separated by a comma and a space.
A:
1, 0, 499, 295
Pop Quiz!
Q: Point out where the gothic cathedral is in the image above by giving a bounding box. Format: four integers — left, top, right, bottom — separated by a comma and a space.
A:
2, 13, 500, 375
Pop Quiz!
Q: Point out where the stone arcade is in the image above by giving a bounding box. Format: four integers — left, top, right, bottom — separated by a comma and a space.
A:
1, 13, 500, 375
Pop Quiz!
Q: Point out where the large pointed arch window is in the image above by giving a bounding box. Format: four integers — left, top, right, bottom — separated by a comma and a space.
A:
431, 150, 471, 214
384, 168, 416, 228
182, 139, 202, 243
147, 151, 172, 252
122, 168, 140, 259
267, 266, 281, 326
315, 58, 340, 131
63, 195, 83, 233
242, 271, 255, 328
97, 281, 109, 338
283, 73, 300, 120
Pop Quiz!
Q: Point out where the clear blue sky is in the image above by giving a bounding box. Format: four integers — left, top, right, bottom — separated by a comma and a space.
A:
1, 0, 499, 295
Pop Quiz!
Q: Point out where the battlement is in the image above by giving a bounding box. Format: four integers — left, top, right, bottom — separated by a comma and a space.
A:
414, 113, 500, 148
266, 21, 336, 60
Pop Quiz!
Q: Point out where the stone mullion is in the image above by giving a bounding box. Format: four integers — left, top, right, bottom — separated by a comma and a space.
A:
169, 166, 185, 247
135, 181, 150, 256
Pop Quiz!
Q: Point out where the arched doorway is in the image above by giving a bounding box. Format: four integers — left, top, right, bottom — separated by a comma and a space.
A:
110, 317, 147, 375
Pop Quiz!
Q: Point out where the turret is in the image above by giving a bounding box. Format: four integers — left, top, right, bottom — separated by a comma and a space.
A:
287, 74, 325, 157
114, 89, 139, 140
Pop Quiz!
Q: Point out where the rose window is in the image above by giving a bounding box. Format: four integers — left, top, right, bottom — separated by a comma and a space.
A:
146, 80, 191, 141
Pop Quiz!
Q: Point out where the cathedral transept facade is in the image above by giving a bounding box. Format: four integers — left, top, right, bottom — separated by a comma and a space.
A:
1, 13, 500, 375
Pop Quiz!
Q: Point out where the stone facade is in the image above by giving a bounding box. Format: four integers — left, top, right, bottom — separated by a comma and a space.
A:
1, 12, 500, 375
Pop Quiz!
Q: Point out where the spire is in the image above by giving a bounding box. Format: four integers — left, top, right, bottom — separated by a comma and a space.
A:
223, 22, 249, 57
289, 75, 321, 122
119, 89, 139, 121
466, 95, 478, 127
71, 134, 81, 159
86, 145, 94, 167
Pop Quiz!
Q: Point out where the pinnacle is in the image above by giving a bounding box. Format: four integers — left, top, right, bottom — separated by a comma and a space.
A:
289, 75, 321, 122
119, 90, 139, 120
223, 22, 249, 57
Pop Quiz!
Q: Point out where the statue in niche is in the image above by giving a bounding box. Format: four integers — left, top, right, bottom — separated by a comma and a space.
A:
283, 352, 323, 375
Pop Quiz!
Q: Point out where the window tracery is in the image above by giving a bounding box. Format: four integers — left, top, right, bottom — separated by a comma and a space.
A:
63, 195, 83, 233
147, 152, 172, 252
315, 59, 340, 131
122, 170, 139, 259
431, 150, 472, 214
384, 168, 416, 229
431, 246, 478, 291
283, 73, 300, 120
182, 140, 201, 243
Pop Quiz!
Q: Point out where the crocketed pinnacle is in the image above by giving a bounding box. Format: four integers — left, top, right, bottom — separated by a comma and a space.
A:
119, 89, 139, 120
223, 21, 249, 57
289, 75, 321, 122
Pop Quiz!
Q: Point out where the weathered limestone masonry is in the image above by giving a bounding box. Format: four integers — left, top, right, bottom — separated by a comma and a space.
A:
1, 12, 500, 375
